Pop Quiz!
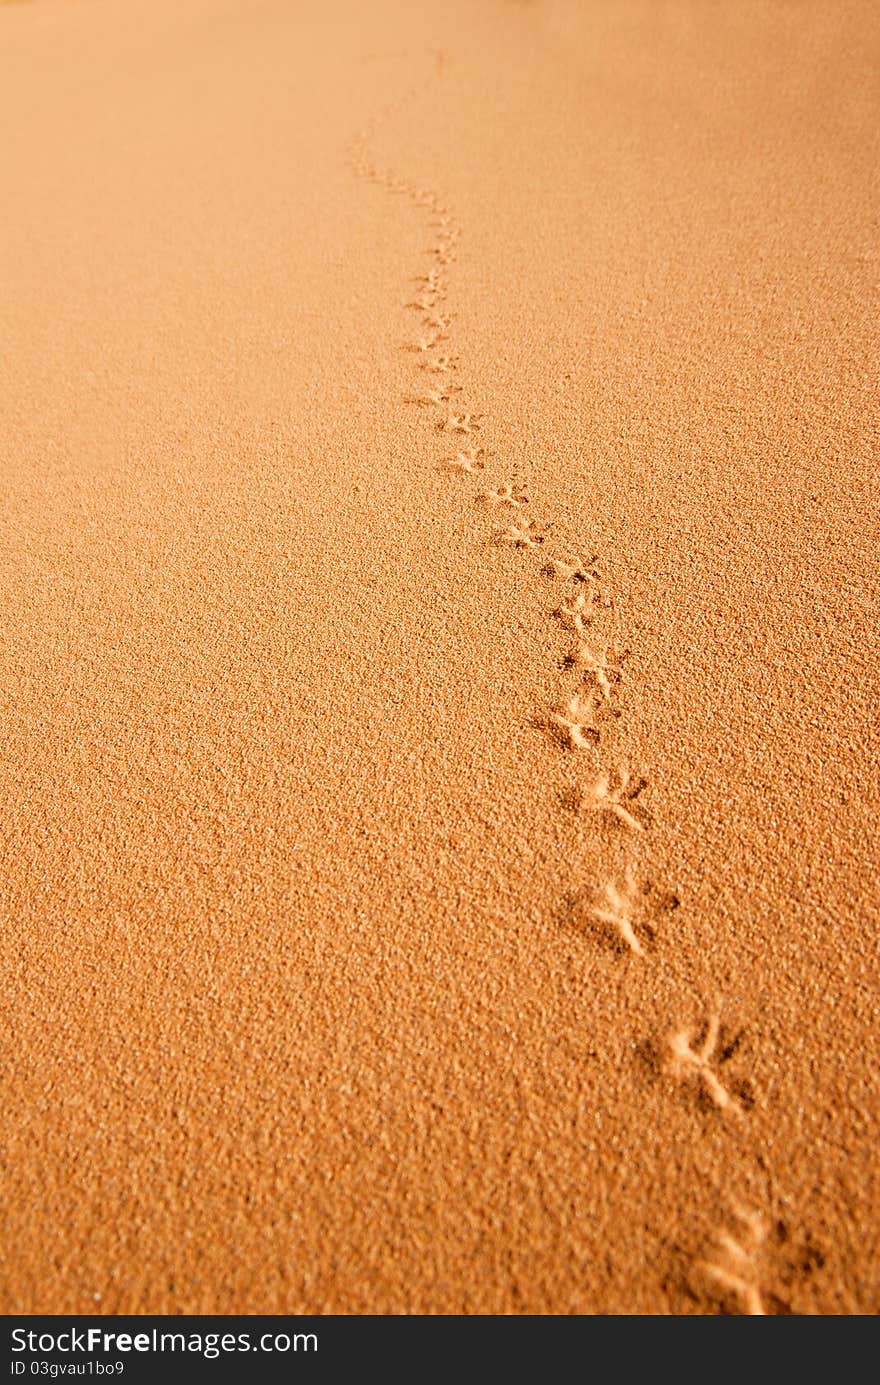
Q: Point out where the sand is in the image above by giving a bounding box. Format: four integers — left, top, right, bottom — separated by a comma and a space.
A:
1, 0, 877, 1316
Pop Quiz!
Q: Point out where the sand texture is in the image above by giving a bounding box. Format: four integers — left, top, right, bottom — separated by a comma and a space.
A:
1, 0, 878, 1315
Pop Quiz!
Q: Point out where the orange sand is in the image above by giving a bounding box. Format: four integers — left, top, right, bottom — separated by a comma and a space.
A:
1, 0, 877, 1315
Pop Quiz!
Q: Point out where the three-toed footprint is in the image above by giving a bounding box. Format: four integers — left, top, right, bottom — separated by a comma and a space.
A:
441, 448, 485, 475
404, 387, 461, 406
478, 483, 528, 508
547, 693, 600, 751
582, 766, 650, 832
439, 411, 482, 433
495, 518, 546, 549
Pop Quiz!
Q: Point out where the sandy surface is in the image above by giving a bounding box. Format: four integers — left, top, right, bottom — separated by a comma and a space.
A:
1, 0, 877, 1315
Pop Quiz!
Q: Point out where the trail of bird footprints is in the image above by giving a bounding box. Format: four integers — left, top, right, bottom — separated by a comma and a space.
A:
348, 77, 815, 1316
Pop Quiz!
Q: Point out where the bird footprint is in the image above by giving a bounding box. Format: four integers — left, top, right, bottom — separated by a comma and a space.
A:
699, 1208, 770, 1314
441, 448, 486, 475
495, 518, 546, 549
439, 412, 482, 434
565, 644, 625, 700
555, 591, 599, 634
478, 483, 528, 509
408, 293, 440, 313
419, 355, 458, 373
548, 693, 600, 750
584, 766, 649, 831
404, 387, 460, 406
666, 1011, 751, 1115
546, 554, 599, 583
591, 866, 647, 956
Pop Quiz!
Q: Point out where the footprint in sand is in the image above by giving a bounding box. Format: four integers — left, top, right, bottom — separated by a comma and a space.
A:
547, 692, 600, 751
441, 448, 486, 475
564, 643, 626, 701
585, 866, 677, 956
404, 387, 461, 407
423, 310, 453, 333
494, 518, 546, 549
590, 866, 647, 956
698, 1207, 770, 1314
583, 766, 649, 831
665, 1010, 754, 1116
478, 482, 528, 509
545, 553, 600, 583
431, 227, 459, 247
439, 412, 482, 434
408, 293, 441, 313
555, 589, 609, 634
414, 268, 444, 292
431, 247, 457, 266
702, 1209, 828, 1315
419, 354, 458, 373
409, 335, 447, 353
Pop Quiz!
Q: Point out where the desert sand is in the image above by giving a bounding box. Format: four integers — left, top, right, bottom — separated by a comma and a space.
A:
1, 0, 877, 1315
